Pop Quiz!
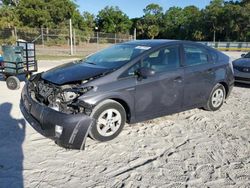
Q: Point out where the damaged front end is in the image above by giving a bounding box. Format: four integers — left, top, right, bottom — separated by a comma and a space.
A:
31, 73, 95, 115
20, 73, 96, 150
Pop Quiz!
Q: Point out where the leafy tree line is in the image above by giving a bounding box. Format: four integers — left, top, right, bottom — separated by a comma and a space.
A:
134, 0, 250, 41
0, 0, 249, 42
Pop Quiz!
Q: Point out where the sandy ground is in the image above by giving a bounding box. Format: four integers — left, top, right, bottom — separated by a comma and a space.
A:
0, 52, 249, 188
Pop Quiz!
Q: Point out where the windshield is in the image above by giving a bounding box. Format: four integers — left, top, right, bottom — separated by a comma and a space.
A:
84, 44, 151, 69
244, 52, 250, 58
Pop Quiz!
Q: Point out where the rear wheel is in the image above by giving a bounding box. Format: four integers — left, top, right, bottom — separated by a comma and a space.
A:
6, 76, 20, 90
89, 99, 126, 142
204, 84, 225, 111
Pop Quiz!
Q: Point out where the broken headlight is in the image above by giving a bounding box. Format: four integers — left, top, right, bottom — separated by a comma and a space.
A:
62, 86, 94, 102
63, 91, 78, 103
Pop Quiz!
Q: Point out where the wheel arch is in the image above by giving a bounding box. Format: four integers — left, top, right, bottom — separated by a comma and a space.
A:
81, 92, 134, 123
218, 81, 229, 98
109, 98, 131, 123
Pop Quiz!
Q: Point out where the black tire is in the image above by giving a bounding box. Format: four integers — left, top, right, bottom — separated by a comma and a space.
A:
204, 84, 226, 111
6, 76, 20, 90
89, 99, 126, 142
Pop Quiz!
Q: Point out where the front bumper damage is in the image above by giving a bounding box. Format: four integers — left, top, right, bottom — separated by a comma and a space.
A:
20, 84, 95, 150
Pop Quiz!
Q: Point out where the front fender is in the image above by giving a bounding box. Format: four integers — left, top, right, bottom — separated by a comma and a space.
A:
78, 90, 135, 121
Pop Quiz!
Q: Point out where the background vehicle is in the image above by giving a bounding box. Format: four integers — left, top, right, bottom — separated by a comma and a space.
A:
0, 53, 3, 68
20, 40, 234, 149
233, 52, 250, 84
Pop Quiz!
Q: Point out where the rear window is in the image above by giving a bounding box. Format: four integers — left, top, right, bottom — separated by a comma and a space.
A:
184, 45, 210, 66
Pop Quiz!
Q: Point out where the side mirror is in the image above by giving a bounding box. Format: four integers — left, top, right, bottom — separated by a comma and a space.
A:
241, 54, 246, 58
136, 67, 155, 79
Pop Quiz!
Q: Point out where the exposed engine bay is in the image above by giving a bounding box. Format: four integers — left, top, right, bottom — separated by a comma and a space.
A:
28, 73, 94, 115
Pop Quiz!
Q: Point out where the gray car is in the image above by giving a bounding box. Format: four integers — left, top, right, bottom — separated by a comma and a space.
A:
233, 52, 250, 84
20, 40, 234, 149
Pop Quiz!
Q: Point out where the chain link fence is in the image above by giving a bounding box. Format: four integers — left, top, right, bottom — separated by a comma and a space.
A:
198, 41, 250, 51
0, 27, 134, 57
1, 27, 249, 58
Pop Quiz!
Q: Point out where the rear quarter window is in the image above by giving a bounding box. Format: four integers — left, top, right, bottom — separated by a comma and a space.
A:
210, 50, 219, 63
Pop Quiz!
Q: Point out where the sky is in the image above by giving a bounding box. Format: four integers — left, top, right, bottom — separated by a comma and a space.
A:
77, 0, 211, 18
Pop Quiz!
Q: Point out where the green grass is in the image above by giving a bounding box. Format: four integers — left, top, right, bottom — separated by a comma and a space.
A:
37, 54, 84, 60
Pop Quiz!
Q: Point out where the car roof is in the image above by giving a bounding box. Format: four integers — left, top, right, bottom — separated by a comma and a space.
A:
123, 39, 179, 47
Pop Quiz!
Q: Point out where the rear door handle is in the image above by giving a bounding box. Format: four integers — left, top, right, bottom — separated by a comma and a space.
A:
207, 68, 213, 73
174, 76, 182, 83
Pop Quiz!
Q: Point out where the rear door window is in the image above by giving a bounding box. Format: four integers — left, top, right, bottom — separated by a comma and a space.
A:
184, 45, 210, 66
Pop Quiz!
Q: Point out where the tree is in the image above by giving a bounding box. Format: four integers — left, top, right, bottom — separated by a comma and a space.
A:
0, 5, 20, 44
135, 3, 163, 39
46, 0, 77, 26
16, 0, 52, 27
2, 0, 20, 6
143, 3, 163, 15
203, 0, 224, 42
147, 25, 159, 39
80, 11, 95, 42
82, 11, 95, 29
0, 5, 20, 28
96, 6, 132, 33
161, 7, 185, 39
16, 0, 77, 28
240, 0, 250, 5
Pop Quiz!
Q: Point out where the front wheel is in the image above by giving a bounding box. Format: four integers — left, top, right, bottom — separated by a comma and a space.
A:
89, 99, 126, 142
204, 84, 226, 111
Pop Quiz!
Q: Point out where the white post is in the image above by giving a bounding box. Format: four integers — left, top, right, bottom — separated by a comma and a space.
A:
41, 27, 44, 48
134, 28, 137, 40
69, 19, 73, 55
97, 31, 99, 50
14, 27, 18, 41
73, 29, 76, 54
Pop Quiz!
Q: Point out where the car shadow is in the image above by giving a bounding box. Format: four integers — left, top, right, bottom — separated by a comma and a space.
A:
0, 103, 26, 188
234, 82, 250, 89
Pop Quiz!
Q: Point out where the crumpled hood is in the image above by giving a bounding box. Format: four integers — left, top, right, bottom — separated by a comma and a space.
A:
41, 61, 110, 85
233, 58, 250, 68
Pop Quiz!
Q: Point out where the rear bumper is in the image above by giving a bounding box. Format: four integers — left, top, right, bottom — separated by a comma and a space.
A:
20, 84, 94, 150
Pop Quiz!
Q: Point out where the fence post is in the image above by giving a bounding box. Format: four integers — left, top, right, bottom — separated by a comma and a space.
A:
134, 28, 137, 40
41, 27, 44, 48
96, 32, 99, 50
46, 27, 49, 41
14, 27, 17, 41
69, 19, 73, 55
213, 30, 216, 43
73, 29, 76, 54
